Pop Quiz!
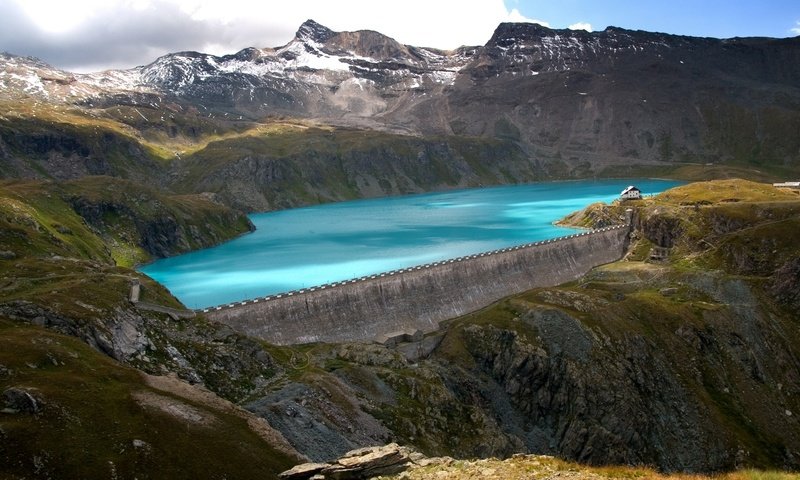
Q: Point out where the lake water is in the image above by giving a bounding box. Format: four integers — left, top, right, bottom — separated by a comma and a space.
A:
140, 179, 683, 309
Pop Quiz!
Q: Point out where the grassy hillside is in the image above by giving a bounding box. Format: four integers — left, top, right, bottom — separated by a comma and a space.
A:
0, 175, 251, 339
0, 317, 300, 479
0, 176, 252, 267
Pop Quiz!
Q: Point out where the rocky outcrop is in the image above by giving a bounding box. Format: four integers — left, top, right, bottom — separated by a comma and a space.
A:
771, 257, 800, 309
0, 300, 139, 361
638, 210, 684, 248
2, 387, 41, 414
0, 298, 282, 403
63, 177, 254, 258
279, 443, 418, 480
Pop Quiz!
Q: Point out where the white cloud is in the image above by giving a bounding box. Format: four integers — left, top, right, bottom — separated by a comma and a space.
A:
791, 20, 800, 35
506, 8, 550, 28
568, 22, 593, 32
2, 0, 554, 72
13, 0, 108, 33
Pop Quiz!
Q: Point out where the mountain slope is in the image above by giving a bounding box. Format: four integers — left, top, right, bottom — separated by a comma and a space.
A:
0, 317, 300, 479
2, 19, 798, 191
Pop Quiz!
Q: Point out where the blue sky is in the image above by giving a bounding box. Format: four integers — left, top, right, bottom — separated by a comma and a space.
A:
1, 0, 798, 72
510, 0, 800, 38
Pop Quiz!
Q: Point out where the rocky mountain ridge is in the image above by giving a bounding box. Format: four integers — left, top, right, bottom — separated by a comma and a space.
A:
2, 19, 799, 173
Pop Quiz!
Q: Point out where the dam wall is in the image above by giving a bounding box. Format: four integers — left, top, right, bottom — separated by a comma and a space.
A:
204, 225, 630, 345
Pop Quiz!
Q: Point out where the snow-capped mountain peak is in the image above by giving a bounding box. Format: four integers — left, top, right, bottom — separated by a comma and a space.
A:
2, 19, 798, 143
295, 19, 337, 44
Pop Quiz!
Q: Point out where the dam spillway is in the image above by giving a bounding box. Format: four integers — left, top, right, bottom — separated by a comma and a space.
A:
203, 224, 630, 345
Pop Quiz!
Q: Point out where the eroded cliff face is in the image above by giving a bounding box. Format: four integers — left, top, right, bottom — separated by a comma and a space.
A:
440, 275, 799, 470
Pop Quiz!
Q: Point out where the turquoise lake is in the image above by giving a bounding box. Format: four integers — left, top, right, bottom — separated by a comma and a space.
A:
139, 179, 683, 309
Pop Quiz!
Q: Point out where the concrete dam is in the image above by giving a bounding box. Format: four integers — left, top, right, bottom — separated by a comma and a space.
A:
203, 225, 631, 345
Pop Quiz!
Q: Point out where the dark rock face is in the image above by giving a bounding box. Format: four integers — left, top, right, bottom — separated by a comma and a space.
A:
451, 25, 800, 168
639, 211, 684, 248
68, 197, 184, 257
178, 133, 540, 212
461, 320, 720, 470
0, 118, 162, 182
771, 257, 800, 309
295, 19, 337, 44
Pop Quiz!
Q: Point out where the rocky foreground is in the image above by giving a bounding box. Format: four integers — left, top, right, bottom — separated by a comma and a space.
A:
280, 443, 800, 480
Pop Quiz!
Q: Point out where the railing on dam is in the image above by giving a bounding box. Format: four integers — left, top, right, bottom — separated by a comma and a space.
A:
198, 224, 628, 314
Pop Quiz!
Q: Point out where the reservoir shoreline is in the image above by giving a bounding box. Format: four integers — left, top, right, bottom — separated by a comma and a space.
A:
140, 179, 682, 308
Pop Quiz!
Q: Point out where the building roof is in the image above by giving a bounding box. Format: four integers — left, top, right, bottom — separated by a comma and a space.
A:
621, 185, 640, 195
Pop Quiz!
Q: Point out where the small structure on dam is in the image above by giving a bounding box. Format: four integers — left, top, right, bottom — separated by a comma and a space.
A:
203, 224, 632, 346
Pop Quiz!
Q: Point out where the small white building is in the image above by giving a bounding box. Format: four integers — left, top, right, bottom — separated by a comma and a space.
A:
773, 181, 800, 190
620, 185, 641, 200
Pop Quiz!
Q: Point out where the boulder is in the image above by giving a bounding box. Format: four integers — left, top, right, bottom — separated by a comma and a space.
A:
2, 387, 41, 413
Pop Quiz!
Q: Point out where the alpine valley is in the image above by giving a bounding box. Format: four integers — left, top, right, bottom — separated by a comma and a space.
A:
1, 19, 799, 480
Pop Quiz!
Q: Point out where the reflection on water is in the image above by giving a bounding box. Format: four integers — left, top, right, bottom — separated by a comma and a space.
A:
139, 179, 682, 308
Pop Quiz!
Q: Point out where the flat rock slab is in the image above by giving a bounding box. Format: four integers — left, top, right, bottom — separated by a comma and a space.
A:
279, 462, 329, 479
279, 443, 412, 480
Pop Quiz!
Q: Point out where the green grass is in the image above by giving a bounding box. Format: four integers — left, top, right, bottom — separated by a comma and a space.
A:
598, 163, 797, 184
657, 179, 798, 205
559, 179, 800, 276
